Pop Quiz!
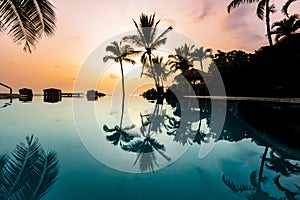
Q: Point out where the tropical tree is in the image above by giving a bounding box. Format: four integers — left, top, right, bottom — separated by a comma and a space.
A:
142, 56, 172, 94
167, 43, 194, 74
0, 0, 56, 52
227, 0, 276, 46
103, 41, 137, 128
282, 0, 298, 17
0, 135, 59, 200
123, 13, 172, 91
273, 175, 300, 199
271, 14, 300, 42
222, 147, 273, 199
121, 100, 171, 172
191, 47, 212, 71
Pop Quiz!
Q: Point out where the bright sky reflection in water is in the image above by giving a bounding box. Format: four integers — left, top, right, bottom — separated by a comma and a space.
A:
0, 96, 299, 200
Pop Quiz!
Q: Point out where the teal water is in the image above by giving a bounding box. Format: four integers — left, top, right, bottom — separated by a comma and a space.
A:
0, 96, 299, 200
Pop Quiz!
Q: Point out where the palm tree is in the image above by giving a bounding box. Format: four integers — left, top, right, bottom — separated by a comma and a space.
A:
167, 43, 194, 74
274, 175, 300, 199
0, 135, 59, 200
142, 56, 172, 94
191, 47, 212, 71
121, 100, 171, 172
282, 0, 298, 17
123, 13, 172, 86
222, 147, 273, 199
103, 124, 135, 145
227, 0, 276, 46
103, 41, 137, 128
0, 0, 56, 52
271, 14, 300, 42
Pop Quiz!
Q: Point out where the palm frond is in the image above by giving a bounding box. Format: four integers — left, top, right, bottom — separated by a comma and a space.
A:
256, 0, 265, 20
250, 170, 258, 188
282, 0, 297, 16
0, 0, 56, 52
122, 57, 136, 65
222, 175, 254, 193
30, 150, 59, 200
152, 26, 173, 48
0, 135, 59, 200
26, 0, 56, 37
0, 0, 37, 52
103, 55, 117, 63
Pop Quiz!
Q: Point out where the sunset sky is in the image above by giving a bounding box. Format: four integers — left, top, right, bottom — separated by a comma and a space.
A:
0, 0, 299, 94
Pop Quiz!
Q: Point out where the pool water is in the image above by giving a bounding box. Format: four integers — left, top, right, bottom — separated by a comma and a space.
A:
0, 96, 299, 200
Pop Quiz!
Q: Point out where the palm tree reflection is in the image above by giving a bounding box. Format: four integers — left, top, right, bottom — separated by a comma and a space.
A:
121, 102, 171, 172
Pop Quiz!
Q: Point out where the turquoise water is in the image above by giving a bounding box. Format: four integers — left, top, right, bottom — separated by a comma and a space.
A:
0, 96, 299, 200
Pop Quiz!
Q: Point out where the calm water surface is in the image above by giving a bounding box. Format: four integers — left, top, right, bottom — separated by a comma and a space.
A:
0, 96, 299, 200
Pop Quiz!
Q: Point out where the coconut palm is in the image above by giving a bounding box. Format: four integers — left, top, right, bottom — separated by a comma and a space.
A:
271, 14, 300, 42
282, 0, 298, 17
123, 13, 172, 82
222, 147, 273, 199
121, 100, 171, 172
167, 43, 194, 74
274, 175, 300, 200
0, 0, 56, 52
0, 135, 59, 200
142, 56, 172, 94
103, 124, 135, 145
103, 41, 137, 128
265, 149, 300, 177
191, 47, 212, 71
227, 0, 276, 46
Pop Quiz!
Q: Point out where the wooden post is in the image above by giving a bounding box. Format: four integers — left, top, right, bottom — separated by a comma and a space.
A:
0, 82, 12, 103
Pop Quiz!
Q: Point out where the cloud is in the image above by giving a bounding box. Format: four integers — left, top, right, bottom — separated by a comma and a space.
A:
197, 0, 216, 20
221, 5, 265, 51
109, 73, 119, 79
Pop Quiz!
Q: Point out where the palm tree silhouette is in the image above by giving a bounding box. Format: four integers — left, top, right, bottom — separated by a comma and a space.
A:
227, 0, 276, 46
103, 41, 137, 128
222, 147, 275, 199
0, 135, 59, 200
273, 175, 300, 200
282, 0, 298, 17
0, 0, 56, 52
191, 47, 212, 71
123, 13, 172, 93
142, 56, 172, 94
121, 101, 171, 172
265, 149, 300, 177
271, 14, 300, 42
167, 43, 194, 74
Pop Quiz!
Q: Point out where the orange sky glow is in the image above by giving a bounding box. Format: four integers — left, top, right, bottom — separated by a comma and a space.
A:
0, 0, 299, 94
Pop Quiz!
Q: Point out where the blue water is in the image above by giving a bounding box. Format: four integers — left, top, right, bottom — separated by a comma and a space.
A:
0, 96, 299, 200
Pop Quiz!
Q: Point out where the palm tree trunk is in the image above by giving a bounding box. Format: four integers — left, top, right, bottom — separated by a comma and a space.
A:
258, 146, 269, 188
119, 60, 125, 128
265, 0, 273, 46
200, 60, 204, 71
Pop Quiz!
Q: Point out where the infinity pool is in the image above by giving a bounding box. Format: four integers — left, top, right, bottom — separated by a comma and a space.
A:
0, 96, 299, 200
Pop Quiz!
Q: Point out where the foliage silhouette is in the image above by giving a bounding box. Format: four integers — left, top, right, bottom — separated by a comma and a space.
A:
282, 0, 298, 16
103, 124, 135, 145
0, 135, 59, 200
0, 0, 56, 52
191, 47, 212, 71
123, 13, 172, 93
227, 0, 276, 46
271, 14, 300, 42
167, 43, 194, 74
103, 41, 138, 127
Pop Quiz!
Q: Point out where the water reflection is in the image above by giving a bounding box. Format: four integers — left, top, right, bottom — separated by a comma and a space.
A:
0, 135, 59, 200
